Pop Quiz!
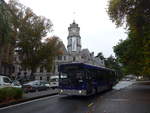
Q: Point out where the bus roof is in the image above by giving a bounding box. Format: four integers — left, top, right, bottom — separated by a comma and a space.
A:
59, 63, 115, 72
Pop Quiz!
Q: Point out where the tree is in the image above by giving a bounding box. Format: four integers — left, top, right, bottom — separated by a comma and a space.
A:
96, 52, 105, 60
107, 0, 150, 29
0, 0, 15, 74
7, 0, 62, 79
105, 55, 121, 70
113, 37, 142, 75
105, 55, 123, 79
107, 0, 150, 76
0, 0, 63, 78
39, 36, 63, 72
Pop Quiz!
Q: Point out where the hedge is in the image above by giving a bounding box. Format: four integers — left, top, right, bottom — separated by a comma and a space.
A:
0, 87, 23, 102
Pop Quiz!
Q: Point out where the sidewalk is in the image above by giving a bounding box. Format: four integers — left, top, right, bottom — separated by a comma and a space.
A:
0, 89, 58, 108
23, 89, 58, 99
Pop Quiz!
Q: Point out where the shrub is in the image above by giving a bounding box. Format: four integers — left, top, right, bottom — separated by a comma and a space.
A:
13, 88, 23, 99
0, 87, 23, 102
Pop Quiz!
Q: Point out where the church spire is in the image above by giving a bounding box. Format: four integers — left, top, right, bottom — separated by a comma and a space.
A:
73, 12, 76, 24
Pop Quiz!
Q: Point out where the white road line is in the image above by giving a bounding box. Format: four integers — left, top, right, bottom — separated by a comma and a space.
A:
110, 98, 129, 102
0, 95, 59, 110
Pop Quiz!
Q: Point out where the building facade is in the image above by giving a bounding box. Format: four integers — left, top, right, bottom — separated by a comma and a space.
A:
35, 21, 105, 80
13, 21, 105, 81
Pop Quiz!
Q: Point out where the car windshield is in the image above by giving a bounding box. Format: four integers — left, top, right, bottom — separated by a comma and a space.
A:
26, 81, 39, 85
40, 81, 48, 84
50, 78, 58, 82
13, 80, 21, 85
3, 77, 12, 83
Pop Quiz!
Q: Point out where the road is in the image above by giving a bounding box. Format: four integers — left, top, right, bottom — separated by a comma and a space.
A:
1, 81, 150, 113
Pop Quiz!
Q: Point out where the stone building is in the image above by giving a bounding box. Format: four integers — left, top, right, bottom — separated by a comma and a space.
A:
35, 21, 105, 80
12, 21, 105, 81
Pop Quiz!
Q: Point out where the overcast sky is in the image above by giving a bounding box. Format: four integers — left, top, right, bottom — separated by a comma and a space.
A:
6, 0, 127, 57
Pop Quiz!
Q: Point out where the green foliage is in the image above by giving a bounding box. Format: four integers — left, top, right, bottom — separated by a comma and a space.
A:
0, 1, 12, 46
96, 52, 105, 60
0, 0, 63, 77
0, 0, 15, 66
0, 87, 23, 102
37, 36, 63, 72
107, 0, 150, 76
7, 0, 63, 76
107, 0, 150, 28
104, 55, 123, 79
113, 30, 149, 76
114, 37, 142, 75
105, 55, 122, 73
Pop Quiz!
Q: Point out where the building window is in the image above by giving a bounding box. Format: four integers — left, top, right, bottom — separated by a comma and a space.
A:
73, 57, 76, 61
64, 56, 66, 60
55, 65, 58, 72
47, 76, 50, 81
40, 76, 42, 80
58, 56, 62, 60
40, 66, 44, 72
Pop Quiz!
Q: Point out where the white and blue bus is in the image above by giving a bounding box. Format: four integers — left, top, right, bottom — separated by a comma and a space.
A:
58, 63, 118, 96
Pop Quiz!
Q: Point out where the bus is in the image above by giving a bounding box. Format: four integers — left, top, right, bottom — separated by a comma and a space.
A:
58, 63, 118, 96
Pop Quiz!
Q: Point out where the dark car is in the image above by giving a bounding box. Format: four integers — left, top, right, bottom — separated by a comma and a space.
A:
22, 80, 49, 93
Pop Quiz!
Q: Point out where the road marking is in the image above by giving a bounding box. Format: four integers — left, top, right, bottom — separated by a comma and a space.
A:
88, 102, 94, 107
110, 98, 129, 102
0, 95, 59, 110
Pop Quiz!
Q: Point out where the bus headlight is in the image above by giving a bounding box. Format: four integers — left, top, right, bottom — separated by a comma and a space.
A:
79, 90, 82, 94
60, 90, 63, 93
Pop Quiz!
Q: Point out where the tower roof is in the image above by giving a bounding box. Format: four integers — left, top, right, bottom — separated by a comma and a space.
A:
69, 20, 79, 28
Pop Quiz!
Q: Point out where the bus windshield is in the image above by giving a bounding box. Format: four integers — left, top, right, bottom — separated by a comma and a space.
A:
59, 71, 85, 88
60, 71, 84, 80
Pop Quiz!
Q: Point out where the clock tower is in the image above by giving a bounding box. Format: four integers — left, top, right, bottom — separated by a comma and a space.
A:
67, 21, 81, 53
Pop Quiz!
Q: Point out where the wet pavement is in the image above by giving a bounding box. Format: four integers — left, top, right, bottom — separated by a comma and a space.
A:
92, 82, 150, 113
0, 81, 150, 113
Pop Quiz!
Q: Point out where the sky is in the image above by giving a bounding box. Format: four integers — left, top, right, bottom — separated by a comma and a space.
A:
6, 0, 127, 58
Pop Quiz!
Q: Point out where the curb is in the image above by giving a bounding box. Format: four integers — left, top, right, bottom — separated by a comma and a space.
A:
0, 93, 58, 108
134, 81, 150, 85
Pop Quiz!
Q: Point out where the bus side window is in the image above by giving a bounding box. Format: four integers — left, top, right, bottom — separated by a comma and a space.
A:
85, 71, 89, 79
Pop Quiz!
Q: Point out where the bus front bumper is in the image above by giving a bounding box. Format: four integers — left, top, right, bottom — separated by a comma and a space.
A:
59, 89, 87, 96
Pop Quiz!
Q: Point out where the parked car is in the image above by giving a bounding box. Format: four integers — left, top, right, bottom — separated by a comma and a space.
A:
12, 80, 22, 88
40, 80, 50, 88
22, 80, 49, 93
49, 76, 59, 89
0, 75, 22, 88
0, 75, 12, 88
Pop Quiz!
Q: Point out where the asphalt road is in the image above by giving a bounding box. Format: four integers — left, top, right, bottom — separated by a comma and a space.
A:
1, 81, 150, 113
